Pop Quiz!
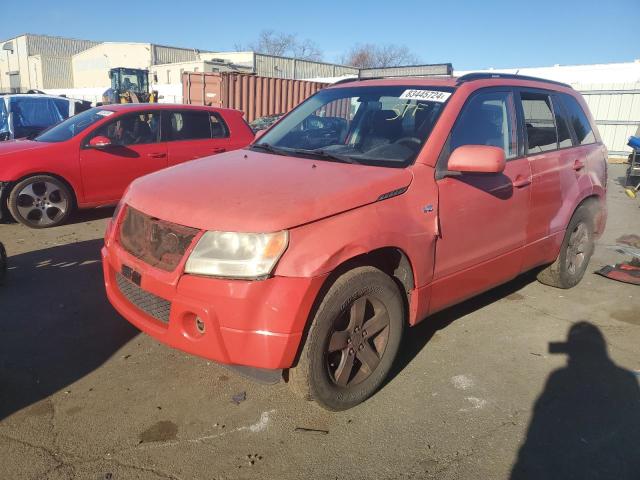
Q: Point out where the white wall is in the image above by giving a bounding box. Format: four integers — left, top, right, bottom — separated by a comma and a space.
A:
72, 43, 153, 88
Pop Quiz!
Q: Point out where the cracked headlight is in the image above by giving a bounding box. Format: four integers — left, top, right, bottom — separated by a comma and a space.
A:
184, 230, 289, 279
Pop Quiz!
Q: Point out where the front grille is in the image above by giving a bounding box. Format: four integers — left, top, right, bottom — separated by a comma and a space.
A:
119, 206, 199, 272
116, 272, 171, 323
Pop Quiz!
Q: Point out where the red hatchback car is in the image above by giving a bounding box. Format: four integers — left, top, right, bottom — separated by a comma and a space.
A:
103, 74, 607, 410
0, 104, 254, 228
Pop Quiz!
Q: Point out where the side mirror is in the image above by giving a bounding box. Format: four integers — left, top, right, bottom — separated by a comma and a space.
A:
448, 145, 506, 174
253, 129, 266, 141
88, 136, 112, 148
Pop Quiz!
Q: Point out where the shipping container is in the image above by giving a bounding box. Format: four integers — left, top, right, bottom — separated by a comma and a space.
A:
182, 72, 327, 122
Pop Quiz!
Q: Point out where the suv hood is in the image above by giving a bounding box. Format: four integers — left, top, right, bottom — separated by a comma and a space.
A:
124, 150, 413, 232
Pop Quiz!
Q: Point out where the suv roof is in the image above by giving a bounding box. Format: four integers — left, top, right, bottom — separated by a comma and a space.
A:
329, 73, 574, 92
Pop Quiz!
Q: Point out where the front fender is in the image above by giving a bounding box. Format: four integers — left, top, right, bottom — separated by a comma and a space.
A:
275, 170, 439, 288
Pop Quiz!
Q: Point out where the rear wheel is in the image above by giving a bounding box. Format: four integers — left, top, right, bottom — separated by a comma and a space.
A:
289, 267, 404, 411
537, 205, 595, 289
8, 175, 73, 228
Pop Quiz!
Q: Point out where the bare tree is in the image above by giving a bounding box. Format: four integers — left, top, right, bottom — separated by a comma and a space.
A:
341, 44, 420, 68
237, 30, 323, 61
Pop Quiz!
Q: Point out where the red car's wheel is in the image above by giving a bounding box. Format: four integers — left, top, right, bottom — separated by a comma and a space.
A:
0, 242, 6, 285
8, 175, 74, 229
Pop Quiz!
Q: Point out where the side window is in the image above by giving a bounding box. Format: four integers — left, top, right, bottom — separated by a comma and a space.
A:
560, 94, 596, 145
450, 91, 517, 160
168, 111, 212, 141
91, 112, 160, 146
552, 96, 573, 148
210, 113, 229, 138
521, 92, 557, 153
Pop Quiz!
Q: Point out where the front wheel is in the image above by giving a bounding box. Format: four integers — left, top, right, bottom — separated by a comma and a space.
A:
8, 175, 73, 228
537, 204, 595, 289
289, 266, 404, 411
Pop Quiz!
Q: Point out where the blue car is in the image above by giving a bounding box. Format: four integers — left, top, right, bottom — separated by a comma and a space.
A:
0, 93, 91, 141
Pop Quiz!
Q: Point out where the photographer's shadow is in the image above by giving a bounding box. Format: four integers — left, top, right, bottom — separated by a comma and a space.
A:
511, 322, 640, 480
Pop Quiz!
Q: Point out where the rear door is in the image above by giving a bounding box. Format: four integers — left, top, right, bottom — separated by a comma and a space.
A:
79, 110, 167, 204
164, 110, 232, 166
430, 88, 532, 312
518, 90, 588, 270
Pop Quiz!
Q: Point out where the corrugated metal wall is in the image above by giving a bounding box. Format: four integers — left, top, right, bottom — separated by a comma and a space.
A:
575, 82, 640, 157
254, 54, 358, 80
152, 45, 201, 65
182, 72, 327, 122
40, 56, 74, 89
26, 34, 98, 57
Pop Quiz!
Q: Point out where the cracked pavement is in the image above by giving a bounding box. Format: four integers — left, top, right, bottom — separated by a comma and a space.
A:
1, 165, 639, 479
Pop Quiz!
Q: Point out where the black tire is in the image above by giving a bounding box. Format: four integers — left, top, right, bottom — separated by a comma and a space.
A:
8, 175, 73, 228
537, 204, 595, 289
289, 266, 404, 411
0, 242, 6, 285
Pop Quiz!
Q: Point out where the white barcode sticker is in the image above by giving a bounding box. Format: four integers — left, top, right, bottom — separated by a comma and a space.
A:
97, 110, 114, 116
399, 89, 451, 102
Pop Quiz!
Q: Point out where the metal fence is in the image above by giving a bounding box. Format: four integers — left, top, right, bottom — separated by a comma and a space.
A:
576, 82, 640, 157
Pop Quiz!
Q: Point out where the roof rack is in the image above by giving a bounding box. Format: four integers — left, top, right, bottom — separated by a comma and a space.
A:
331, 77, 365, 85
456, 72, 572, 89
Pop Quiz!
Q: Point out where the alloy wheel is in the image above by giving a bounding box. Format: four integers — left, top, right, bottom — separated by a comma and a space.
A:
16, 181, 69, 227
325, 295, 391, 387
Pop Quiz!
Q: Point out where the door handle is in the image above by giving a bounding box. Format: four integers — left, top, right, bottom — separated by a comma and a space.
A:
210, 147, 226, 154
147, 152, 167, 158
513, 176, 532, 188
573, 159, 585, 171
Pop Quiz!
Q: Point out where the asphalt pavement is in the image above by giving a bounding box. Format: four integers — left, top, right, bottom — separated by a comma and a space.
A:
1, 165, 638, 480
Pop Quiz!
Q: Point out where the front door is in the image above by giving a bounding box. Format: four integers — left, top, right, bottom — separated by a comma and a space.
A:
80, 111, 167, 204
429, 89, 532, 313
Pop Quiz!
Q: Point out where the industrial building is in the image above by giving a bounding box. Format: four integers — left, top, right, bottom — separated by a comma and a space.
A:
0, 34, 98, 91
71, 42, 211, 88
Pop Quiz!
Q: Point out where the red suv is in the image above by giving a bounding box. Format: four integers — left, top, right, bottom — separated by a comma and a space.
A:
102, 74, 607, 410
0, 104, 254, 228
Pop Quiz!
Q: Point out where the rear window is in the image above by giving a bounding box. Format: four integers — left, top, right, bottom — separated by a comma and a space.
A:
166, 111, 228, 141
521, 92, 558, 153
560, 94, 596, 145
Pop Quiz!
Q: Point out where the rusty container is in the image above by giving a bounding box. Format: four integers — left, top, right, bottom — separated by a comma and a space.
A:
182, 72, 327, 122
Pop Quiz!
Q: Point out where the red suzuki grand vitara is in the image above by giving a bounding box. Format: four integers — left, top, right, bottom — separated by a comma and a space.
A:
102, 73, 607, 410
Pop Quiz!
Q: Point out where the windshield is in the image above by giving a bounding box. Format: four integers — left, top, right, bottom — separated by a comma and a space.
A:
34, 108, 113, 143
254, 85, 453, 167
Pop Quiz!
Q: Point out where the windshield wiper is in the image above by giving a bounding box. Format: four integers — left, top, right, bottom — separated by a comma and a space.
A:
249, 142, 292, 156
292, 148, 360, 165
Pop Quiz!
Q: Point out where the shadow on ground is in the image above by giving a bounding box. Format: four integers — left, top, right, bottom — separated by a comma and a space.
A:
386, 270, 538, 384
511, 322, 640, 479
0, 239, 137, 420
1, 206, 115, 226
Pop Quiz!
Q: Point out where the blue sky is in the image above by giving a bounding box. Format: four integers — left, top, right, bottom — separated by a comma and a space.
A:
1, 0, 637, 69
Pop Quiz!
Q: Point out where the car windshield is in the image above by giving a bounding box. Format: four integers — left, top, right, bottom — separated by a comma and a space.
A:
253, 85, 453, 167
34, 108, 113, 143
